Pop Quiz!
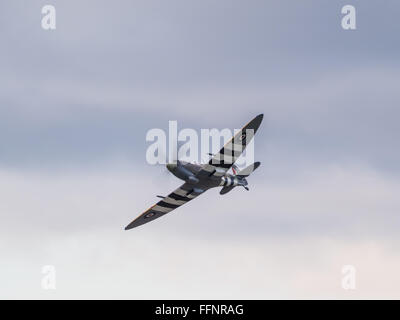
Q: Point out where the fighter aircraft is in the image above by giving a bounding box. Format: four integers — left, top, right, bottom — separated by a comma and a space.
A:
125, 114, 263, 230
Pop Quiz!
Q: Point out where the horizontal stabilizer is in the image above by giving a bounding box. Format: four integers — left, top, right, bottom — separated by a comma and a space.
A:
236, 162, 261, 178
220, 185, 235, 195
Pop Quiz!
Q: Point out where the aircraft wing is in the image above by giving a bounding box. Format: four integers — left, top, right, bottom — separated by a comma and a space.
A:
125, 183, 205, 230
206, 114, 264, 173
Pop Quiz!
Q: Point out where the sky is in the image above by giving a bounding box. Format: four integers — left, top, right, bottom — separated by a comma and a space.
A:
1, 0, 400, 299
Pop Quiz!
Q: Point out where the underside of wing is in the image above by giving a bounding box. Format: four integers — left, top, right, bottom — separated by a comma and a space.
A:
208, 114, 263, 172
125, 183, 205, 230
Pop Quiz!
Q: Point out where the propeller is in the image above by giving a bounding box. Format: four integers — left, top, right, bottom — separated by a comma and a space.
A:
149, 140, 184, 186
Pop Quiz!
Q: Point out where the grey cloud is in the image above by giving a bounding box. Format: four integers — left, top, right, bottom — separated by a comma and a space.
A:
1, 1, 399, 172
1, 67, 399, 175
2, 1, 400, 87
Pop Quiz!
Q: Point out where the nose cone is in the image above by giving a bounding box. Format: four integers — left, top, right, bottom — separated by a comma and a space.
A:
166, 163, 177, 172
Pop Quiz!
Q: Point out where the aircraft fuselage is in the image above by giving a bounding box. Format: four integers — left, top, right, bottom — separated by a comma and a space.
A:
166, 161, 239, 190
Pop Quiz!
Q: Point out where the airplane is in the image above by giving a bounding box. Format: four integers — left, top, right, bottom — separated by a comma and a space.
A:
125, 114, 263, 230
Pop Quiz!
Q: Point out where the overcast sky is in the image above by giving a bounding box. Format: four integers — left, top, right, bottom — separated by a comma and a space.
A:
1, 0, 400, 299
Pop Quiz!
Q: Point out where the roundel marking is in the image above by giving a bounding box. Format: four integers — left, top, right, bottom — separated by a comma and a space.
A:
145, 212, 155, 219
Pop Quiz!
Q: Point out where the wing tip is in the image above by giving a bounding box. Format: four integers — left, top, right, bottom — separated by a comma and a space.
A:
124, 219, 141, 230
245, 114, 264, 132
124, 224, 134, 231
255, 113, 264, 125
